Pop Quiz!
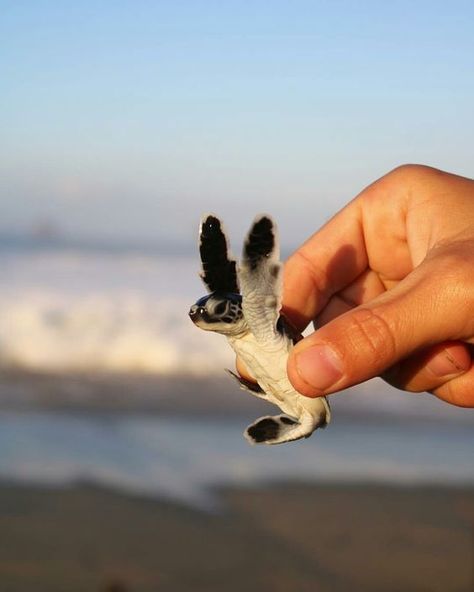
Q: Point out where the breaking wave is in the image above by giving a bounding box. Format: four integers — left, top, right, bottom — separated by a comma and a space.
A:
0, 247, 233, 375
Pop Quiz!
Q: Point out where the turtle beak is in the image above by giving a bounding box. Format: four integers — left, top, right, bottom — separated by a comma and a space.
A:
188, 304, 203, 325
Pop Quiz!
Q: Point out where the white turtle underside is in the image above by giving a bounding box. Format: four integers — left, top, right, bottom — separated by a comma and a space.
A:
198, 214, 330, 445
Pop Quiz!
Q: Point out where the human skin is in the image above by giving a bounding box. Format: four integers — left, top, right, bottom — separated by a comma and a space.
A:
238, 165, 474, 408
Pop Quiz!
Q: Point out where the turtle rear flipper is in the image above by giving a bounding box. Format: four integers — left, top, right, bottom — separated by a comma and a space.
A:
244, 412, 326, 445
225, 369, 267, 400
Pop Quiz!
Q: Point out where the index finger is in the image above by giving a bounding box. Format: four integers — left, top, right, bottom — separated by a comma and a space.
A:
283, 199, 368, 331
283, 169, 414, 331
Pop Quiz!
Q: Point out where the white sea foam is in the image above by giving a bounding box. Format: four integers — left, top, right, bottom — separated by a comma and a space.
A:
0, 248, 233, 375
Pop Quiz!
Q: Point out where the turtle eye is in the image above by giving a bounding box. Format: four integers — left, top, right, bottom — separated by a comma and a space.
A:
214, 301, 227, 315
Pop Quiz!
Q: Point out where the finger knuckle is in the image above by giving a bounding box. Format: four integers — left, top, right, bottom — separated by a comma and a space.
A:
389, 163, 435, 181
345, 307, 398, 367
361, 164, 444, 214
292, 250, 329, 295
371, 164, 437, 201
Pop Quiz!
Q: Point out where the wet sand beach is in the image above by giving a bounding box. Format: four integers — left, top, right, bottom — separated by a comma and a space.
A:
0, 481, 472, 592
0, 372, 473, 591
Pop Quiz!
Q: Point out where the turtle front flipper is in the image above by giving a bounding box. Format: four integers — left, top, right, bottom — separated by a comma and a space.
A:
244, 412, 325, 445
239, 215, 282, 344
199, 215, 239, 294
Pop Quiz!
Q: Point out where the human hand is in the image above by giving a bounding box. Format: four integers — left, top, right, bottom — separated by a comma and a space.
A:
281, 165, 474, 408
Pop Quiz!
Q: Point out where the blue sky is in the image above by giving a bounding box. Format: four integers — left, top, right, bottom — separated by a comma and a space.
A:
1, 0, 473, 246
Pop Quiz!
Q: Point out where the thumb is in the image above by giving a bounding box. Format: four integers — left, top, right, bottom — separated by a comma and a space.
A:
287, 249, 474, 397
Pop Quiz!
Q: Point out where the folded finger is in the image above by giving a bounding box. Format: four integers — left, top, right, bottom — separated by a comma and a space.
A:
383, 342, 471, 394
283, 170, 413, 331
431, 360, 474, 407
316, 269, 386, 328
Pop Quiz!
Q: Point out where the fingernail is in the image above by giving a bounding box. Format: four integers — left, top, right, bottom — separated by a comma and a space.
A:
427, 350, 469, 377
295, 345, 344, 392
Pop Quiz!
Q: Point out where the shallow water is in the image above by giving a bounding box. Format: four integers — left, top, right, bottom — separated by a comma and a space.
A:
0, 410, 472, 508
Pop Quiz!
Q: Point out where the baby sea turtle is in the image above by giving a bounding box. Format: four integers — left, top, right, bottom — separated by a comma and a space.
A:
189, 215, 331, 445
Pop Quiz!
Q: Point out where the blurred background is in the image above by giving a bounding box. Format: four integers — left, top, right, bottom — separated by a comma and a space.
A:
1, 1, 474, 591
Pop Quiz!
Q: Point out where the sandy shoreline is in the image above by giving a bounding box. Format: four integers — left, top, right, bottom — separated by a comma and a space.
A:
0, 371, 472, 591
0, 480, 472, 592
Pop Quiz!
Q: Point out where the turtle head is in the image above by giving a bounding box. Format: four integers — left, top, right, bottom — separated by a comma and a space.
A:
189, 293, 248, 336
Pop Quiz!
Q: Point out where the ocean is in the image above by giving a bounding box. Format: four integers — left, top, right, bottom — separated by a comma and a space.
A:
0, 236, 231, 375
0, 238, 473, 508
